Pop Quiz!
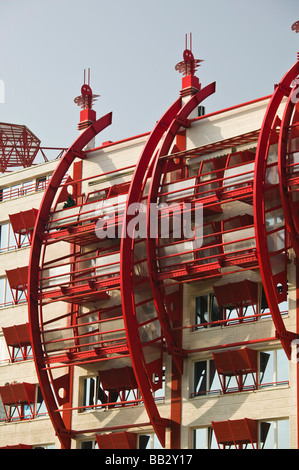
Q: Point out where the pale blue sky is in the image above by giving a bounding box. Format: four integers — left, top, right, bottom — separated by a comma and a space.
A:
0, 0, 298, 150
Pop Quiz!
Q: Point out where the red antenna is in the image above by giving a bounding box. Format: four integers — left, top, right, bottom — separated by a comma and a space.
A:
291, 20, 299, 33
74, 68, 100, 110
291, 21, 299, 61
175, 33, 203, 77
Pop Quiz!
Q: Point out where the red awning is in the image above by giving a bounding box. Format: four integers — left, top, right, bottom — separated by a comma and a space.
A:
212, 348, 258, 376
212, 418, 258, 447
2, 323, 31, 347
98, 367, 137, 392
9, 209, 38, 235
5, 266, 28, 290
0, 382, 35, 405
96, 431, 137, 449
213, 280, 258, 308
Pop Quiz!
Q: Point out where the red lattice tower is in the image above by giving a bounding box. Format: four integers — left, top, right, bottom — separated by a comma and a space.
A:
0, 122, 41, 172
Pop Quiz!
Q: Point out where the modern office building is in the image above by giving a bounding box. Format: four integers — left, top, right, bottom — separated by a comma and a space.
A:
0, 37, 299, 449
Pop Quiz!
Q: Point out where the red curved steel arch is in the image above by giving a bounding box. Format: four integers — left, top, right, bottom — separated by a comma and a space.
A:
254, 59, 299, 358
28, 113, 113, 448
146, 83, 216, 369
278, 81, 299, 259
120, 98, 182, 448
120, 83, 215, 447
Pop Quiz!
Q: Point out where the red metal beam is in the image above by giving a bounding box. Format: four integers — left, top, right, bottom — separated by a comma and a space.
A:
278, 85, 299, 259
254, 59, 299, 358
120, 97, 183, 448
28, 113, 112, 449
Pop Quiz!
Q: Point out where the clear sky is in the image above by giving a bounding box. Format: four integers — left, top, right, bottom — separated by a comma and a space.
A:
0, 0, 298, 152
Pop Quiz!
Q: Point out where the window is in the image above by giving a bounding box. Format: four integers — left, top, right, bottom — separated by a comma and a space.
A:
260, 285, 288, 318
0, 187, 9, 202
82, 375, 139, 411
0, 335, 9, 364
0, 222, 16, 252
0, 276, 14, 308
36, 176, 47, 191
194, 284, 288, 329
195, 293, 221, 328
138, 433, 163, 449
193, 349, 288, 398
193, 427, 218, 449
35, 387, 47, 417
259, 349, 289, 388
193, 360, 221, 396
82, 376, 100, 410
0, 383, 46, 422
12, 343, 32, 362
0, 175, 52, 203
33, 444, 55, 449
259, 419, 289, 449
21, 180, 34, 195
80, 440, 98, 449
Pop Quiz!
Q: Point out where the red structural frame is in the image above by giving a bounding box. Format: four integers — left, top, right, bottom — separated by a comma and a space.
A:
254, 58, 299, 358
120, 82, 216, 447
26, 50, 299, 449
278, 82, 299, 260
28, 113, 113, 449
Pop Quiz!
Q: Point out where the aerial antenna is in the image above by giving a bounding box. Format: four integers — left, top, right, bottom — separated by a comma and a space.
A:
175, 33, 203, 77
291, 21, 299, 61
291, 20, 299, 33
74, 68, 100, 110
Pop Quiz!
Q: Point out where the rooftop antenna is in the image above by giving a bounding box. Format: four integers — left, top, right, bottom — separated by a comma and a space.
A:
74, 68, 100, 110
175, 33, 203, 97
291, 20, 299, 33
175, 33, 203, 77
291, 21, 299, 60
74, 68, 100, 132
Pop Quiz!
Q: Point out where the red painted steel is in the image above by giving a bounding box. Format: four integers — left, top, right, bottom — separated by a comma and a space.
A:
0, 123, 40, 171
120, 79, 216, 447
146, 82, 216, 373
120, 97, 182, 448
28, 113, 113, 448
212, 418, 258, 448
254, 58, 299, 358
96, 431, 137, 449
278, 83, 299, 259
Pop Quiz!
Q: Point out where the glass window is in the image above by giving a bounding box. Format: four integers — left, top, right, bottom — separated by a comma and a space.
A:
195, 293, 221, 328
193, 427, 218, 449
33, 444, 55, 449
81, 440, 98, 449
259, 419, 289, 449
0, 277, 5, 305
193, 360, 221, 396
21, 180, 34, 196
259, 349, 289, 388
138, 433, 163, 449
0, 222, 17, 252
10, 184, 21, 199
0, 222, 9, 252
0, 187, 9, 202
36, 176, 47, 191
83, 377, 99, 409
